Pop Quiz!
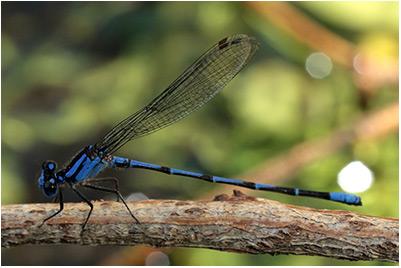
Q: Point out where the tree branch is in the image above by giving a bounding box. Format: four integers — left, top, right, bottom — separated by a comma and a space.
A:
1, 191, 398, 263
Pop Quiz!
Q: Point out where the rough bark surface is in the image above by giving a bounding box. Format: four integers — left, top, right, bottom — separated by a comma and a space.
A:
1, 191, 398, 263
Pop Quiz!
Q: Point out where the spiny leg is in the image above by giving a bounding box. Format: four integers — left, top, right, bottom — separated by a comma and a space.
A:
84, 177, 120, 201
52, 193, 59, 203
81, 183, 140, 224
38, 190, 64, 228
70, 184, 94, 235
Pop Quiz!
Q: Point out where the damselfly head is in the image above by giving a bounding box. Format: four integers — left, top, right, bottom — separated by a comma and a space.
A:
38, 160, 59, 197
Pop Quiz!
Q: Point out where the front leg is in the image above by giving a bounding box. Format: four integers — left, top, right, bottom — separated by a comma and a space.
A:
38, 190, 64, 228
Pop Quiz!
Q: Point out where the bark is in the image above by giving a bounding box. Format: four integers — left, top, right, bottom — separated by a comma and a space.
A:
1, 191, 398, 263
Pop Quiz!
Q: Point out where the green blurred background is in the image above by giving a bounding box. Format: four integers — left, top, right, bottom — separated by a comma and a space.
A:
1, 1, 398, 265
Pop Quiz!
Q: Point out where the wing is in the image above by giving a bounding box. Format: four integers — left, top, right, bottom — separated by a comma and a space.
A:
96, 34, 259, 154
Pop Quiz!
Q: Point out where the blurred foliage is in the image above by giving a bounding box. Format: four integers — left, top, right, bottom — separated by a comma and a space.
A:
1, 1, 398, 266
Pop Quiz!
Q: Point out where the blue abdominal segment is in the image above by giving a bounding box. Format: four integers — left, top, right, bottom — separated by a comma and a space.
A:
112, 158, 362, 206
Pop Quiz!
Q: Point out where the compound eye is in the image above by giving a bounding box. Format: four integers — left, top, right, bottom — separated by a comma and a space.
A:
42, 160, 57, 173
42, 181, 58, 197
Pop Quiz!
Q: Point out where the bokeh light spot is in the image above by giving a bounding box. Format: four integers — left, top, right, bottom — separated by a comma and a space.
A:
305, 52, 333, 79
338, 161, 374, 193
146, 251, 170, 266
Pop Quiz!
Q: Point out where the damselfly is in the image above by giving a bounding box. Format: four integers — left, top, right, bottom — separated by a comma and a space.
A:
38, 34, 362, 232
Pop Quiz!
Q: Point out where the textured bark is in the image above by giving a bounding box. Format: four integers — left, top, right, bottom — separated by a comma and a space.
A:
1, 191, 398, 263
